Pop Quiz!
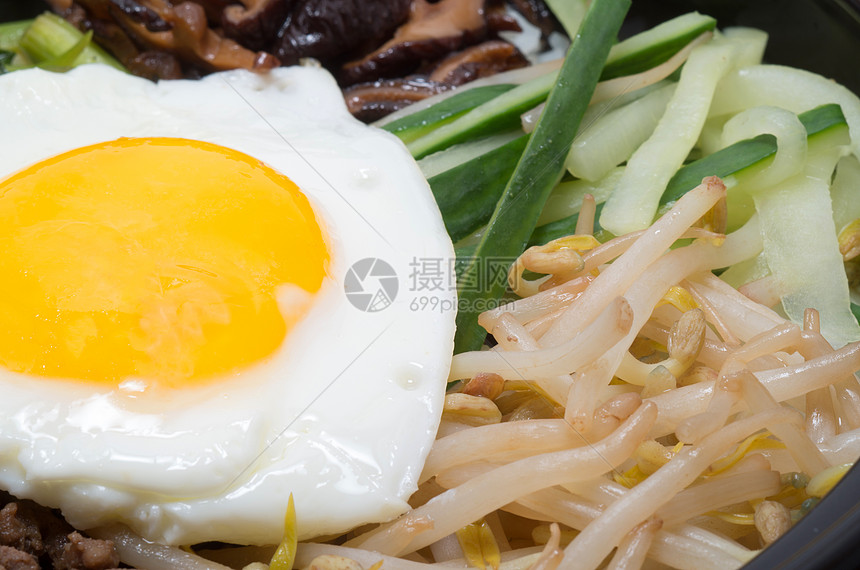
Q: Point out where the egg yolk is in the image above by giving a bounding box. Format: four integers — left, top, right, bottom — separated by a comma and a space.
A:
0, 137, 328, 387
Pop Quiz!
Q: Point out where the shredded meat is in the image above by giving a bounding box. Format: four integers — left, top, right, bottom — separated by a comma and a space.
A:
0, 504, 43, 556
0, 493, 123, 570
55, 533, 121, 570
0, 545, 40, 570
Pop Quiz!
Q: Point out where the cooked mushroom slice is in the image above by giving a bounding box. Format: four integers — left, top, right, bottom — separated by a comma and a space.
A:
111, 0, 173, 32
273, 0, 413, 67
221, 0, 291, 51
507, 0, 562, 46
343, 77, 449, 123
51, 1, 180, 79
340, 0, 488, 86
45, 0, 74, 11
71, 0, 170, 32
127, 50, 184, 80
429, 40, 529, 86
192, 0, 236, 23
485, 0, 523, 34
109, 0, 279, 72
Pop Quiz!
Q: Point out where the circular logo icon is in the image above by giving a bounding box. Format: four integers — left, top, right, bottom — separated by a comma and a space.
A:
344, 258, 398, 312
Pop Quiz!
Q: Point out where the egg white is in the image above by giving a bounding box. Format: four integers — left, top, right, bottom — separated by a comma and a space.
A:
0, 65, 456, 545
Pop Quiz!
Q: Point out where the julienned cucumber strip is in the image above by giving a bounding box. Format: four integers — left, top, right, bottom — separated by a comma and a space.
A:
661, 103, 847, 203
453, 0, 631, 354
382, 84, 516, 144
529, 103, 848, 246
429, 134, 529, 243
418, 130, 523, 179
408, 72, 557, 160
602, 12, 716, 80
406, 10, 707, 161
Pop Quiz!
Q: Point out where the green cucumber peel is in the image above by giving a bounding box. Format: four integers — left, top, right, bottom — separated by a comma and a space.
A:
429, 134, 530, 243
453, 0, 631, 354
528, 103, 848, 247
602, 12, 716, 80
383, 84, 516, 145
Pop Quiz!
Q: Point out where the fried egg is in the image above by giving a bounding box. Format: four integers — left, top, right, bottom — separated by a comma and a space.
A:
0, 64, 456, 545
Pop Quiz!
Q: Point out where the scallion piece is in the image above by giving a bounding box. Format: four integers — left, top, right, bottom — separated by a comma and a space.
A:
18, 12, 125, 72
0, 20, 31, 51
